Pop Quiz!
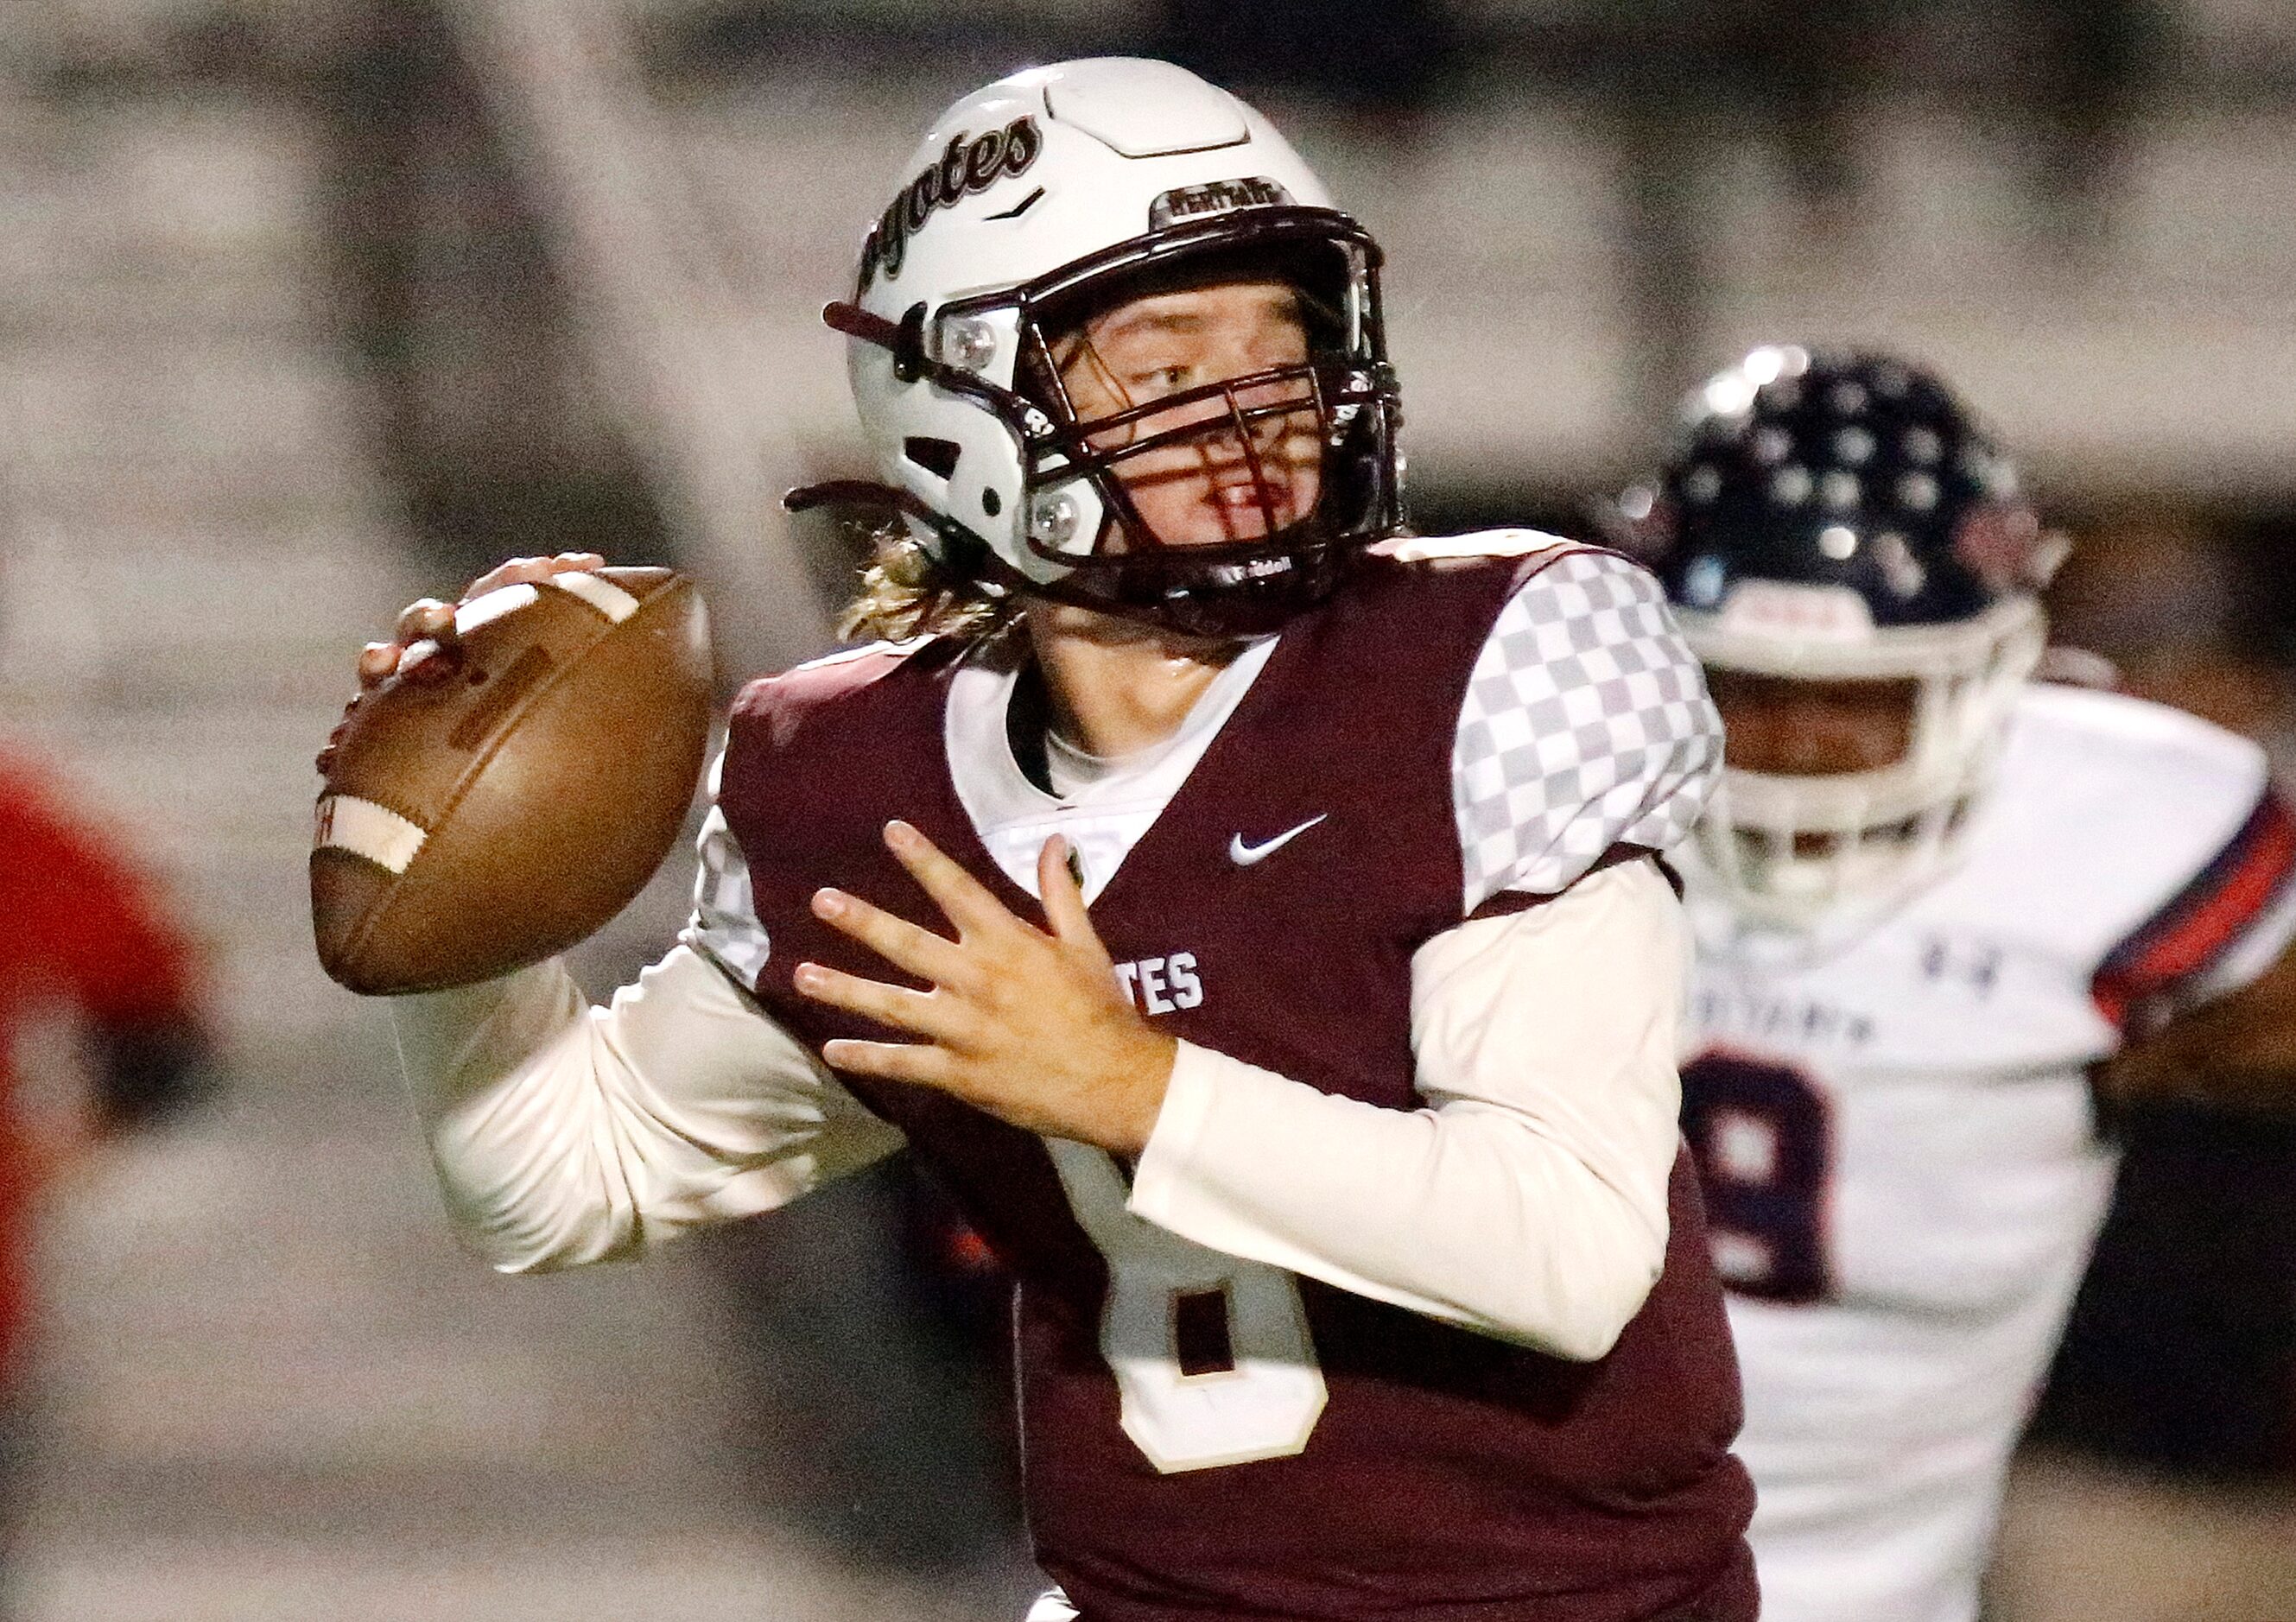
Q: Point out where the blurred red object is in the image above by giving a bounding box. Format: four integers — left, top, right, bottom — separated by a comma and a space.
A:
0, 745, 212, 1375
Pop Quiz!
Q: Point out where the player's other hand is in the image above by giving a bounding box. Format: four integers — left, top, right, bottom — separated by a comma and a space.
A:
796, 822, 1178, 1156
320, 552, 606, 776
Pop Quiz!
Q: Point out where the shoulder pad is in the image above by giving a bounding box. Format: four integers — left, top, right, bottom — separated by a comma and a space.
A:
2014, 683, 2267, 794
1373, 528, 1582, 565
731, 635, 952, 748
1960, 686, 2280, 1011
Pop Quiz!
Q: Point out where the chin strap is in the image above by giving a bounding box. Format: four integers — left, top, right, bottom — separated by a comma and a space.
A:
779, 476, 1005, 591
780, 477, 911, 518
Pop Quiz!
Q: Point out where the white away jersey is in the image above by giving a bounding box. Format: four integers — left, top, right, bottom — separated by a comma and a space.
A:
1679, 681, 2296, 1622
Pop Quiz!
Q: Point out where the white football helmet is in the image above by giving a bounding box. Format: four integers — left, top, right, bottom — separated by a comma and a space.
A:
786, 58, 1405, 636
1625, 348, 2060, 930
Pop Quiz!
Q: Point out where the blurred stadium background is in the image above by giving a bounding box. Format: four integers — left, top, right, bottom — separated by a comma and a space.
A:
0, 1, 2288, 1618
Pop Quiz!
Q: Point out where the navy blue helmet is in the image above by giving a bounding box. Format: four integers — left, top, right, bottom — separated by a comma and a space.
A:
1622, 348, 2060, 928
1627, 348, 2057, 626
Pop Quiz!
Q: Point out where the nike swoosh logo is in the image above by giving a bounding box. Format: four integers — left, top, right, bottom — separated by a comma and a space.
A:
1228, 814, 1329, 867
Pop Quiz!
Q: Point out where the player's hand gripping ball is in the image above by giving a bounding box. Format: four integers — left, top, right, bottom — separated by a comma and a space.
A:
311, 561, 713, 995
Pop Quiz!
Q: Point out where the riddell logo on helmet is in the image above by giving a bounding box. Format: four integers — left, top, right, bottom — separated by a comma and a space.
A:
858, 116, 1044, 290
1147, 176, 1294, 230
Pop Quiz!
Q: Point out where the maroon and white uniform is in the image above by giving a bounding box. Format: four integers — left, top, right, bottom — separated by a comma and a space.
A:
396, 535, 1754, 1621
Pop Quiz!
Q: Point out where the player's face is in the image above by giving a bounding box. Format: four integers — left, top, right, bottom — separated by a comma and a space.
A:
1050, 279, 1322, 548
1705, 669, 1918, 776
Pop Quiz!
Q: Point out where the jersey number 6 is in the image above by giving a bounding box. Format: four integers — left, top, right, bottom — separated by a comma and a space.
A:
1047, 1139, 1328, 1473
1679, 1050, 1836, 1304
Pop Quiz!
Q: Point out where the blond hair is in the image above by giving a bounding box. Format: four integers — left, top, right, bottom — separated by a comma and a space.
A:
836, 526, 1015, 645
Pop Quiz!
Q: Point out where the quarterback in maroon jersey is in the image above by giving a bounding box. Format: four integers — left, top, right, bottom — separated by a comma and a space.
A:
367, 58, 1754, 1621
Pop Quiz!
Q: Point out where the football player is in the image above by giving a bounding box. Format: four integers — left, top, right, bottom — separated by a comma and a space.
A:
1618, 346, 2296, 1622
367, 60, 1759, 1620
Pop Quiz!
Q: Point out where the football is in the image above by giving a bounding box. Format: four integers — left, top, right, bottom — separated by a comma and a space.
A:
311, 567, 714, 995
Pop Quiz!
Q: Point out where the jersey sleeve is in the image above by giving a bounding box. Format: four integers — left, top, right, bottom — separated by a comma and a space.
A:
2090, 784, 2296, 1031
396, 946, 907, 1272
1450, 548, 1723, 913
683, 749, 774, 989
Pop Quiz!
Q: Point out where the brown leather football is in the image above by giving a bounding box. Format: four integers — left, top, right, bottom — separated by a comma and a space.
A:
311, 567, 714, 995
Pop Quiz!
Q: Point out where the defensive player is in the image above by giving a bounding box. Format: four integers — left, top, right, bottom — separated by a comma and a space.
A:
1616, 346, 2296, 1622
361, 59, 1759, 1622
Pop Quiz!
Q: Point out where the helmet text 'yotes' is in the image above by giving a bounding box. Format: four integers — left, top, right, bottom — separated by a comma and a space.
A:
858, 115, 1044, 291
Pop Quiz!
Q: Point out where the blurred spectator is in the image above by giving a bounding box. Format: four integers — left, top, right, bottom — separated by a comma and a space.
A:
0, 742, 212, 1580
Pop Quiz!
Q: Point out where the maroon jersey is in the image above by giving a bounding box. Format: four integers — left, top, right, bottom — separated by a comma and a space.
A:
715, 548, 1754, 1621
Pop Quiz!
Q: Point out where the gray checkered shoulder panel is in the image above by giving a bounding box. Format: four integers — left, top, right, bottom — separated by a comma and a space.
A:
682, 752, 771, 989
1454, 548, 1722, 911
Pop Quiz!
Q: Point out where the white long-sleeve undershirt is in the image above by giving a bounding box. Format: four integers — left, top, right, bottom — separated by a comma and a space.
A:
395, 858, 1685, 1361
1131, 856, 1684, 1359
396, 944, 905, 1268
